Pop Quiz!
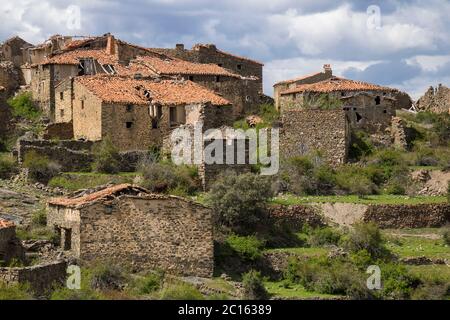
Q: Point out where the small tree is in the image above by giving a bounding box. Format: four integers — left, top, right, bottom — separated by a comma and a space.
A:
91, 137, 121, 174
23, 151, 61, 184
242, 270, 269, 300
206, 172, 274, 234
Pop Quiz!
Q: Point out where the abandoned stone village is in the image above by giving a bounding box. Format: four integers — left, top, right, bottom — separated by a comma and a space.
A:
0, 33, 449, 299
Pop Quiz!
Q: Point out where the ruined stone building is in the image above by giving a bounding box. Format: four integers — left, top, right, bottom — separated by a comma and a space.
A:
47, 184, 214, 277
416, 84, 450, 114
276, 66, 412, 133
273, 64, 334, 110
128, 55, 260, 116
55, 74, 232, 151
152, 43, 264, 91
0, 218, 24, 264
0, 36, 33, 68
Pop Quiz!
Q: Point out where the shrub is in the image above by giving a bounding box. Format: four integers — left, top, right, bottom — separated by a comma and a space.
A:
132, 272, 163, 295
90, 263, 126, 291
23, 151, 61, 183
335, 166, 377, 196
139, 160, 200, 195
443, 227, 450, 246
7, 92, 41, 120
349, 131, 374, 160
308, 227, 342, 247
242, 270, 269, 300
91, 137, 121, 174
31, 209, 47, 226
206, 172, 274, 234
342, 222, 390, 261
0, 282, 32, 300
0, 154, 17, 179
225, 235, 265, 261
159, 281, 204, 300
377, 263, 420, 299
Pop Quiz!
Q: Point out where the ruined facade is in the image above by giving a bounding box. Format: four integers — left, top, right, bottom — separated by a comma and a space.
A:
60, 75, 232, 151
280, 109, 350, 166
47, 184, 214, 277
0, 61, 20, 96
0, 36, 33, 68
416, 84, 450, 114
152, 43, 264, 91
0, 219, 25, 265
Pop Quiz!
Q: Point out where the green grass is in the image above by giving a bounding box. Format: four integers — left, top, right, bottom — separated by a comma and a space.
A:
272, 194, 448, 205
384, 232, 450, 260
48, 172, 136, 191
264, 247, 329, 257
407, 265, 450, 283
264, 281, 342, 299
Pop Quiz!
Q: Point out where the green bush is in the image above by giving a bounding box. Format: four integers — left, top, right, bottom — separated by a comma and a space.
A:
335, 166, 377, 196
308, 227, 342, 247
206, 172, 274, 234
159, 281, 204, 300
31, 209, 47, 226
349, 131, 374, 161
91, 137, 121, 174
90, 263, 126, 291
242, 270, 269, 300
139, 160, 200, 196
443, 228, 450, 246
0, 282, 32, 300
378, 263, 420, 299
132, 272, 163, 295
0, 154, 17, 179
23, 151, 61, 184
7, 92, 41, 120
342, 222, 390, 261
225, 235, 265, 261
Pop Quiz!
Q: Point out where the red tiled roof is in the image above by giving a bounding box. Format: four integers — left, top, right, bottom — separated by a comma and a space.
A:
75, 75, 231, 106
48, 184, 149, 207
0, 218, 15, 229
131, 56, 241, 78
280, 77, 397, 95
40, 49, 118, 66
274, 71, 324, 86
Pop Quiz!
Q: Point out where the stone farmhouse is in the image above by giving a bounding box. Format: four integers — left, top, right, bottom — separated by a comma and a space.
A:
55, 74, 232, 151
47, 184, 214, 277
0, 218, 24, 264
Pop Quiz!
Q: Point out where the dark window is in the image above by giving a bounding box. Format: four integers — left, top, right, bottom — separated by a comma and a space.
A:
216, 76, 220, 83
375, 96, 381, 105
383, 109, 387, 114
356, 112, 363, 123
64, 228, 72, 251
237, 64, 242, 70
189, 76, 194, 81
169, 107, 177, 126
60, 109, 64, 117
341, 92, 345, 96
353, 107, 357, 111
151, 118, 158, 129
126, 104, 133, 112
81, 100, 84, 109
157, 105, 162, 119
126, 122, 133, 128
60, 92, 64, 100
218, 63, 223, 67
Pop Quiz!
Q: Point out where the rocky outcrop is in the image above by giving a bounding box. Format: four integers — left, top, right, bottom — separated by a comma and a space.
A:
416, 84, 450, 114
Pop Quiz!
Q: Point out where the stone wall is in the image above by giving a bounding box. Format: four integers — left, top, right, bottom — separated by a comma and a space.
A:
48, 195, 214, 277
54, 78, 74, 123
416, 84, 450, 114
280, 109, 349, 166
0, 61, 19, 96
42, 122, 74, 140
268, 205, 325, 230
363, 204, 450, 228
0, 261, 67, 294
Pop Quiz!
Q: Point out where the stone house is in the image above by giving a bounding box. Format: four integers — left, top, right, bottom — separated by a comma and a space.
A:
0, 36, 33, 68
280, 109, 350, 166
152, 43, 264, 91
0, 219, 24, 264
47, 184, 214, 277
56, 74, 232, 151
279, 75, 411, 133
128, 55, 260, 116
273, 64, 333, 110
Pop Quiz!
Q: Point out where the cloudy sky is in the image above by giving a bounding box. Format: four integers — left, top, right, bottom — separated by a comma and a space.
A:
1, 0, 449, 99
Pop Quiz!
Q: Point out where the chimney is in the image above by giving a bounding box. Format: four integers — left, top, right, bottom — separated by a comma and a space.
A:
323, 64, 332, 76
175, 44, 184, 51
106, 34, 116, 56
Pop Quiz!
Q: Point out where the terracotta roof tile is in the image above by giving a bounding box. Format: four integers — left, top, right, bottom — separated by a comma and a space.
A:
280, 77, 398, 95
40, 49, 118, 66
75, 75, 231, 106
0, 218, 15, 229
48, 184, 148, 207
131, 56, 241, 78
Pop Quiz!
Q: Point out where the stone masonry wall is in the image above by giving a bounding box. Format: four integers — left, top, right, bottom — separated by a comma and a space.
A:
50, 196, 214, 277
42, 122, 74, 140
280, 109, 349, 166
0, 261, 67, 294
416, 84, 450, 114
